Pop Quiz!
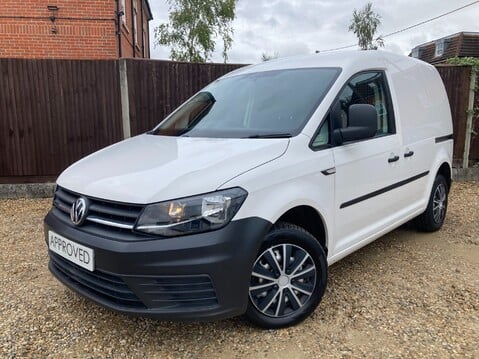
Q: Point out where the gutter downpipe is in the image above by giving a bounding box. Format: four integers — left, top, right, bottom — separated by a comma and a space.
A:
116, 0, 122, 58
131, 0, 136, 58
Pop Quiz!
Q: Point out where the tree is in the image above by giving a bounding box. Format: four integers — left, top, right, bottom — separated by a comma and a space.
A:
348, 2, 384, 50
261, 52, 279, 62
154, 0, 236, 63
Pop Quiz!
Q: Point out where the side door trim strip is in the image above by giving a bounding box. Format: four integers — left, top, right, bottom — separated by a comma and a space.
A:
340, 171, 429, 209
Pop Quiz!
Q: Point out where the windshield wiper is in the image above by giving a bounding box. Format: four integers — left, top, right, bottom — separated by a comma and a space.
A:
246, 133, 292, 139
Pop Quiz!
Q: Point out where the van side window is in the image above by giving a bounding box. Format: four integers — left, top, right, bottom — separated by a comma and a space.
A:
335, 71, 393, 136
311, 119, 329, 147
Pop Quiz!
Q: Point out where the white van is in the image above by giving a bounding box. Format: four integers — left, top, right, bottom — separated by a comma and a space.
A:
45, 51, 453, 328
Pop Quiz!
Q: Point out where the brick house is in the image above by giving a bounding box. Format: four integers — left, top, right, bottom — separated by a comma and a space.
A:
0, 0, 153, 59
410, 32, 479, 64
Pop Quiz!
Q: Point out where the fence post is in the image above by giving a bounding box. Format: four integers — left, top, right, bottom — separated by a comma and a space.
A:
119, 59, 131, 139
463, 68, 477, 169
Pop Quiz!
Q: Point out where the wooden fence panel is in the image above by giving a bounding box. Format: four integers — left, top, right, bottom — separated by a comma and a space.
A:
126, 59, 244, 136
436, 65, 472, 167
0, 59, 123, 183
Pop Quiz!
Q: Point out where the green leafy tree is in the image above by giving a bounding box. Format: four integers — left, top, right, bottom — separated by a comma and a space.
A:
261, 52, 279, 62
155, 0, 236, 63
349, 2, 384, 50
447, 57, 479, 81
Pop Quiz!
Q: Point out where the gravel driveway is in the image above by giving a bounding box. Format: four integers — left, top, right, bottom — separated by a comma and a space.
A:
1, 182, 478, 358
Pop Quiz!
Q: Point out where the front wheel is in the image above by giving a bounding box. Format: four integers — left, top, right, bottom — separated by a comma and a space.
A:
245, 222, 327, 329
415, 174, 449, 232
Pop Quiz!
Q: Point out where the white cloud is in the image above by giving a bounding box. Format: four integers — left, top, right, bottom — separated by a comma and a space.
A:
149, 0, 479, 63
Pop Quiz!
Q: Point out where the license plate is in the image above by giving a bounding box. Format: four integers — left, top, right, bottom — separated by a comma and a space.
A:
48, 231, 95, 271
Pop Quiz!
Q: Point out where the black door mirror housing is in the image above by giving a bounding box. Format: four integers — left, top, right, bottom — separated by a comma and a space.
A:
333, 104, 377, 145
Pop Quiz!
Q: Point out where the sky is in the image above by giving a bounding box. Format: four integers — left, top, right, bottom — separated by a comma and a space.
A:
148, 0, 479, 64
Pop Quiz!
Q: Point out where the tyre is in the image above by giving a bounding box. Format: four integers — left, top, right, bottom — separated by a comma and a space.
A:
415, 174, 449, 232
245, 222, 327, 329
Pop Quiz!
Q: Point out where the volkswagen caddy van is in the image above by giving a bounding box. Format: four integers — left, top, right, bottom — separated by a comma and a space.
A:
45, 51, 453, 328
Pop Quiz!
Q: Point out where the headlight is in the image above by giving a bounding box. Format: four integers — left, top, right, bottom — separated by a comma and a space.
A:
135, 188, 247, 237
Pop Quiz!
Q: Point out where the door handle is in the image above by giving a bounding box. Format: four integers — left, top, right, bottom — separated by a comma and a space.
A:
388, 155, 400, 163
321, 167, 336, 176
404, 150, 414, 158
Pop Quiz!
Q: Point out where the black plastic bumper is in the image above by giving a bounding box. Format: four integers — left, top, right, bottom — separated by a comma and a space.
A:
44, 211, 271, 321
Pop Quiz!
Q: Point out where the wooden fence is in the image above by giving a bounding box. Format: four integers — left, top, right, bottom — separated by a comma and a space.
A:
0, 59, 244, 183
436, 65, 478, 167
0, 59, 477, 183
0, 59, 123, 183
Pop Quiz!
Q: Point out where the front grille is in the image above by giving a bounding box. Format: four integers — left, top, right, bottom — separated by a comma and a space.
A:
50, 253, 146, 309
50, 253, 218, 311
53, 186, 146, 240
126, 275, 218, 310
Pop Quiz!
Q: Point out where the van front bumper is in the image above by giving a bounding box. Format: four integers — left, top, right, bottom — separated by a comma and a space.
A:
44, 211, 271, 321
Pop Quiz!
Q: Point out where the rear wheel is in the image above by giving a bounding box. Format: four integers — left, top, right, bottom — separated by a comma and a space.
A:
245, 222, 327, 329
415, 174, 449, 232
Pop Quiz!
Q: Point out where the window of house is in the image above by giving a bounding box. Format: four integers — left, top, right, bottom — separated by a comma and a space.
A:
143, 26, 148, 57
435, 40, 445, 57
311, 71, 394, 148
411, 47, 420, 58
133, 0, 139, 47
120, 0, 127, 25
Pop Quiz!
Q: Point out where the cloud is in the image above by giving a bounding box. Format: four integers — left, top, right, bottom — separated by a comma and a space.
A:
149, 0, 479, 63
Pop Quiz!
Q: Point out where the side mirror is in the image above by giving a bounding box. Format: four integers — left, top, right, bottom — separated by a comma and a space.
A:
333, 104, 377, 145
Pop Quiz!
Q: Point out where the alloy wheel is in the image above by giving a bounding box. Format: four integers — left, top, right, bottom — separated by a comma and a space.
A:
249, 244, 317, 318
432, 183, 447, 224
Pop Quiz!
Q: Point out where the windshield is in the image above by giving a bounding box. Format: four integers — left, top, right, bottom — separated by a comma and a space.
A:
151, 67, 340, 138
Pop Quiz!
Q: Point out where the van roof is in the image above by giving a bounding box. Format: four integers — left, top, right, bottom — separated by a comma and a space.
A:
224, 50, 430, 77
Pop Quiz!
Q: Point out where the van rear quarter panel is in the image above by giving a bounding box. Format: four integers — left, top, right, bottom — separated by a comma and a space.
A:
387, 57, 452, 146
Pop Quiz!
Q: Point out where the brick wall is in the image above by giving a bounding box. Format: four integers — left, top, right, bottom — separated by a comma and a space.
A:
0, 0, 151, 59
118, 0, 151, 58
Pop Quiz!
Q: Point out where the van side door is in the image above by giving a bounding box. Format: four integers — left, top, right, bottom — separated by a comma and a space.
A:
326, 71, 403, 256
